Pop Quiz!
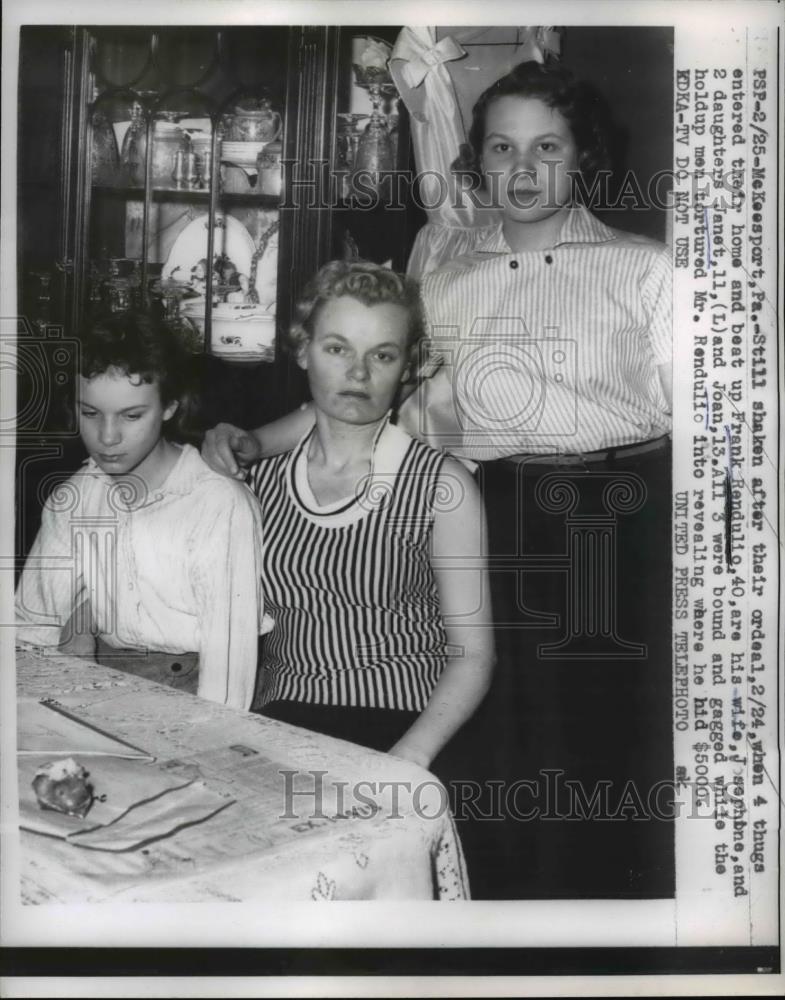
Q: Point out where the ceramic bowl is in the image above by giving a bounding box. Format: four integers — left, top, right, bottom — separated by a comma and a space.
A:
181, 300, 276, 360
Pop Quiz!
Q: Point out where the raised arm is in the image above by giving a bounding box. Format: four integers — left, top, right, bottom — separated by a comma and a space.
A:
389, 458, 495, 768
201, 404, 316, 479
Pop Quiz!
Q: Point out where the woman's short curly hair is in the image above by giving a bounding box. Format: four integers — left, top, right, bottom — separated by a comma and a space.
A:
288, 260, 426, 363
452, 60, 616, 197
77, 310, 198, 441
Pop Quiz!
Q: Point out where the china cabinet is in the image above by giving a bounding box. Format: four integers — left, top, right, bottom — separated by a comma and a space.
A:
16, 24, 422, 563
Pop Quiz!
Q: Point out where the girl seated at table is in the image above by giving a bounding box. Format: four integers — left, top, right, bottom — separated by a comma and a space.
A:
15, 310, 271, 710
247, 260, 494, 767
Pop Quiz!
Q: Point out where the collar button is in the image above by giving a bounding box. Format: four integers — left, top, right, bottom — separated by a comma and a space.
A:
545, 254, 553, 264
509, 259, 519, 270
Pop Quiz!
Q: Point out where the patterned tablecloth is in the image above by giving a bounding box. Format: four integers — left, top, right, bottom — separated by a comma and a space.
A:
14, 650, 468, 903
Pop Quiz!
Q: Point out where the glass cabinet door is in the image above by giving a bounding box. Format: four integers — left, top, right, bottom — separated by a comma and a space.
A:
17, 23, 423, 434
325, 27, 423, 273
15, 22, 424, 569
83, 27, 289, 364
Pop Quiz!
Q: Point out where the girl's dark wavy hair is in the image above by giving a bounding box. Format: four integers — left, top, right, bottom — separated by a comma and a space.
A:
288, 259, 426, 370
452, 60, 616, 197
76, 310, 199, 442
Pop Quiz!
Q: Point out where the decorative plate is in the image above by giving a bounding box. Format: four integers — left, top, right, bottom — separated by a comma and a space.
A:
162, 212, 256, 293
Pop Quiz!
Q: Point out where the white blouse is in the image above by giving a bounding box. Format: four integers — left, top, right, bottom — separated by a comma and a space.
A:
15, 444, 272, 711
398, 205, 672, 459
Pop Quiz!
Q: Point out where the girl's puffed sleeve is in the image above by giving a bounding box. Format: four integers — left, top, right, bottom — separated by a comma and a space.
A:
188, 481, 272, 711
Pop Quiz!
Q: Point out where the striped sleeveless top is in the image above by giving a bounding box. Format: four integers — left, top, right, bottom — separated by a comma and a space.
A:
248, 419, 448, 711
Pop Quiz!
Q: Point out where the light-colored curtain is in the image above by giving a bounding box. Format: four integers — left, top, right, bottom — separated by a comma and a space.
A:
390, 26, 561, 277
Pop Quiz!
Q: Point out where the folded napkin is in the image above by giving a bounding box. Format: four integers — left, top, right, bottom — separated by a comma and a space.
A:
19, 749, 235, 852
17, 698, 154, 759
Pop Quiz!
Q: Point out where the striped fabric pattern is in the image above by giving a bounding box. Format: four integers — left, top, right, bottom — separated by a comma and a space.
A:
397, 205, 673, 459
249, 423, 448, 711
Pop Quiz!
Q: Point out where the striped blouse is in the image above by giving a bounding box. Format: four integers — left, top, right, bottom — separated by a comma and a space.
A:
248, 420, 448, 711
397, 205, 672, 459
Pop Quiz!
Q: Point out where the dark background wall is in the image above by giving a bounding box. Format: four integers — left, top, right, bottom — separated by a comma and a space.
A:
559, 26, 674, 242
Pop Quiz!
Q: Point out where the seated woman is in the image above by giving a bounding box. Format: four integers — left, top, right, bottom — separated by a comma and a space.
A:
247, 260, 494, 768
15, 310, 271, 710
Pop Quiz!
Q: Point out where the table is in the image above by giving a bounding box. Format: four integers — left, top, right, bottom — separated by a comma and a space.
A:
14, 651, 468, 902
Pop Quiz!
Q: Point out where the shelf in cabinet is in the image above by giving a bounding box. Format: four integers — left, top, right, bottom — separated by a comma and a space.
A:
90, 184, 282, 208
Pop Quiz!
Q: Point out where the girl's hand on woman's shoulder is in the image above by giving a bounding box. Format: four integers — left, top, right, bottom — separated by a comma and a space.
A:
202, 423, 261, 479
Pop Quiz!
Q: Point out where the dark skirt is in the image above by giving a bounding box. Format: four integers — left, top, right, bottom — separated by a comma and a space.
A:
257, 699, 418, 753
469, 437, 675, 899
